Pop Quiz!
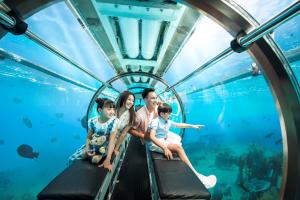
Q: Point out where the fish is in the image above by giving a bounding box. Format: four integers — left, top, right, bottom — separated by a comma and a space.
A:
81, 115, 88, 129
50, 137, 57, 143
275, 139, 282, 145
17, 144, 39, 159
265, 132, 275, 138
72, 133, 81, 140
55, 113, 64, 118
12, 97, 22, 103
22, 117, 32, 128
0, 139, 4, 145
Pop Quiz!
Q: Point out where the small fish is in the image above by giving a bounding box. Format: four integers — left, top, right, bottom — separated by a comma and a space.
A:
0, 139, 4, 145
72, 133, 81, 140
275, 139, 282, 145
12, 97, 22, 103
17, 144, 39, 159
55, 113, 64, 118
48, 123, 55, 127
22, 117, 32, 128
265, 132, 275, 138
50, 137, 57, 143
81, 115, 87, 129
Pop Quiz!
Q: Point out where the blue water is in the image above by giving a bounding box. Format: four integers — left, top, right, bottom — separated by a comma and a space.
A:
0, 1, 299, 200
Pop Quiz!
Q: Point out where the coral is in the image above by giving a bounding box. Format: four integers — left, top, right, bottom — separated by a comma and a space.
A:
215, 148, 237, 169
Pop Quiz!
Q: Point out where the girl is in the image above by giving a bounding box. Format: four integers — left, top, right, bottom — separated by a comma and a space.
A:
83, 98, 119, 171
114, 91, 135, 155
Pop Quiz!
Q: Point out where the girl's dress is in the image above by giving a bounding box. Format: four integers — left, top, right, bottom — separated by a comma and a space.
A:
88, 116, 118, 156
116, 110, 130, 139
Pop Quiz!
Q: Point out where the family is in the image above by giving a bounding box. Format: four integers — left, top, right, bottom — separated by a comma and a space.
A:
82, 88, 217, 189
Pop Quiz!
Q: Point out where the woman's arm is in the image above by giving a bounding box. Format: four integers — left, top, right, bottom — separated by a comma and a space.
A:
114, 125, 131, 155
149, 130, 173, 160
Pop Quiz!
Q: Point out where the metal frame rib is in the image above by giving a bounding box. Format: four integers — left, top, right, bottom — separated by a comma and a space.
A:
163, 1, 300, 94
0, 9, 119, 93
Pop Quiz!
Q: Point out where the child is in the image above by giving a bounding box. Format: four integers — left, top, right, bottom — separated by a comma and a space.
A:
83, 98, 119, 171
148, 103, 217, 189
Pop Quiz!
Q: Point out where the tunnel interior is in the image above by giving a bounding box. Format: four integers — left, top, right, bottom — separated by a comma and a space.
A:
0, 0, 299, 200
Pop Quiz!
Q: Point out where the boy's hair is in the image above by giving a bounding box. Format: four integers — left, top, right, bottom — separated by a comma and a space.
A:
95, 98, 115, 111
158, 103, 172, 115
142, 88, 155, 99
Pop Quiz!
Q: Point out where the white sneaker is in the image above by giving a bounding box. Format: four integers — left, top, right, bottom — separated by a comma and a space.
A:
196, 173, 217, 189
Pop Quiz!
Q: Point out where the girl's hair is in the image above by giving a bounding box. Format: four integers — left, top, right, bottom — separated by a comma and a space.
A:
158, 103, 172, 115
116, 91, 135, 125
95, 98, 115, 112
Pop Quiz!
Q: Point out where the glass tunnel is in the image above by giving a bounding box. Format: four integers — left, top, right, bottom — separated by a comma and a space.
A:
0, 0, 299, 200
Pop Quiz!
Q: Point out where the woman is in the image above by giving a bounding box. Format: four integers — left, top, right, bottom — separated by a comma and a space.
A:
114, 91, 135, 155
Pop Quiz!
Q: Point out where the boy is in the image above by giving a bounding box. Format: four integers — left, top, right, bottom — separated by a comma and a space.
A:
148, 103, 217, 189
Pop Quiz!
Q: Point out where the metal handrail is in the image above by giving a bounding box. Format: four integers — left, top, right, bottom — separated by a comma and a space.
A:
0, 48, 97, 92
240, 1, 300, 47
162, 1, 300, 94
0, 10, 120, 93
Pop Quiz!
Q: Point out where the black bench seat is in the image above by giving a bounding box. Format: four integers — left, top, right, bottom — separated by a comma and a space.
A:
148, 151, 211, 200
37, 159, 109, 200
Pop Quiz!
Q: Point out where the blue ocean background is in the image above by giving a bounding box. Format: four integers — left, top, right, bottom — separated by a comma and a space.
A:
0, 1, 299, 199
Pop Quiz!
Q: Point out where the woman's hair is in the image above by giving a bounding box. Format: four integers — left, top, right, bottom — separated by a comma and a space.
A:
116, 91, 135, 125
158, 103, 172, 115
95, 98, 115, 112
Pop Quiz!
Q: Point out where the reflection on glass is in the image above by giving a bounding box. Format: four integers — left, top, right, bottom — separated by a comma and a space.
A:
25, 1, 116, 81
234, 0, 293, 24
164, 16, 232, 85
274, 15, 300, 86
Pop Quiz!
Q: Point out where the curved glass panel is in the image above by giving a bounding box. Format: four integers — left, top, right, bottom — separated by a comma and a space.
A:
175, 52, 253, 95
0, 54, 94, 199
0, 33, 102, 89
163, 16, 232, 85
274, 14, 300, 86
26, 1, 116, 81
234, 0, 293, 24
179, 53, 283, 199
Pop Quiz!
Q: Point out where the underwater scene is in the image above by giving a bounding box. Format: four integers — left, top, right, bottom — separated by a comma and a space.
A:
0, 0, 299, 200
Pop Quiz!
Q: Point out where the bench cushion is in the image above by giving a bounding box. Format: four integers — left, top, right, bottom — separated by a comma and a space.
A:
151, 152, 211, 200
37, 159, 107, 200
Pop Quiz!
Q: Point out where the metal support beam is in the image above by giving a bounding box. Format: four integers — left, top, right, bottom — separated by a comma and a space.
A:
162, 1, 300, 94
0, 49, 97, 92
0, 9, 120, 93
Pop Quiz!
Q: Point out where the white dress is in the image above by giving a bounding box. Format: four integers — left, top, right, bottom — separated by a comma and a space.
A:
116, 110, 130, 138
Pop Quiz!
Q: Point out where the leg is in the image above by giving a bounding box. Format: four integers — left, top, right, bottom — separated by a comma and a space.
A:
167, 144, 217, 188
167, 144, 195, 172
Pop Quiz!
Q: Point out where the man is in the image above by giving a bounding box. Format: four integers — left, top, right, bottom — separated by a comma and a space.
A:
130, 88, 157, 140
129, 88, 173, 159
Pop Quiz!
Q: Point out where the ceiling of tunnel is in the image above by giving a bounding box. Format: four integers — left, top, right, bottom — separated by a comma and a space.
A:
67, 0, 201, 87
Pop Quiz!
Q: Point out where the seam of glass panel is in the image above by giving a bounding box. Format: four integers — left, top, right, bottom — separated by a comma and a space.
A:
163, 2, 300, 96
0, 48, 97, 92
